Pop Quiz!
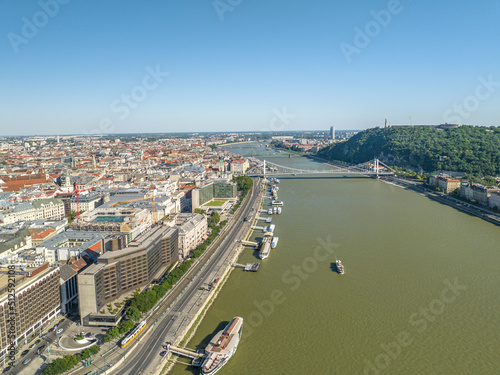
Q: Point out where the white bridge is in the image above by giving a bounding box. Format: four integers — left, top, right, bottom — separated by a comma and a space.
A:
249, 159, 394, 177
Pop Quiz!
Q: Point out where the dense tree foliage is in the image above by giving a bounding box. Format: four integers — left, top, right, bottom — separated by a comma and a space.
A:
317, 126, 500, 176
42, 346, 100, 375
126, 306, 142, 322
208, 211, 220, 228
233, 176, 253, 195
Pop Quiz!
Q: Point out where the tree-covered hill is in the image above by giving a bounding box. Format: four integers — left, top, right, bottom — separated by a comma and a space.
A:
317, 126, 500, 176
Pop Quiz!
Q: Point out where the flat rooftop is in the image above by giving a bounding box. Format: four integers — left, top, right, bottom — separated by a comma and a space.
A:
0, 264, 56, 302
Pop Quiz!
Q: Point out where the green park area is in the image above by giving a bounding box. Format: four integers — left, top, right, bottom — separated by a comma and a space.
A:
203, 199, 227, 207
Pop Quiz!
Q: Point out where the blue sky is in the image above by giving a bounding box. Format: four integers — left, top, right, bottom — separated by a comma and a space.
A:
1, 0, 499, 135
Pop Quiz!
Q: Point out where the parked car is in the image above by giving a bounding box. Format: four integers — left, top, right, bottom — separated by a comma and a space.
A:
29, 343, 36, 350
56, 328, 63, 334
21, 350, 29, 356
23, 357, 32, 365
37, 345, 46, 355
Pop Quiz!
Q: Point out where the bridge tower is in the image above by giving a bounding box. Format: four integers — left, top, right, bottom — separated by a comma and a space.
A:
374, 158, 379, 179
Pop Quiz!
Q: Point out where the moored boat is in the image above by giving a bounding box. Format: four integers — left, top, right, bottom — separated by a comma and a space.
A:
336, 260, 345, 274
271, 237, 279, 248
201, 317, 244, 375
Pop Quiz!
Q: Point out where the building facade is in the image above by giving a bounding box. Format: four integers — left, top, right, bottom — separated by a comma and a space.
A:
176, 214, 208, 259
460, 183, 497, 206
488, 191, 500, 210
429, 175, 461, 194
70, 192, 103, 213
0, 264, 60, 363
191, 181, 237, 211
0, 198, 64, 225
78, 225, 178, 326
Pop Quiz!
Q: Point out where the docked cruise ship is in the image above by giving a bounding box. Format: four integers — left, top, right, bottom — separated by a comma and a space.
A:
201, 317, 244, 375
259, 237, 272, 259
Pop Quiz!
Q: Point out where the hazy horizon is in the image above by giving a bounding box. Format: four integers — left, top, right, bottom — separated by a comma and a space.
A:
2, 1, 499, 135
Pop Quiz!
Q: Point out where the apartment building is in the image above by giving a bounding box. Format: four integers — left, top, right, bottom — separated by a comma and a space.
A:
429, 174, 461, 194
0, 198, 64, 225
176, 213, 208, 259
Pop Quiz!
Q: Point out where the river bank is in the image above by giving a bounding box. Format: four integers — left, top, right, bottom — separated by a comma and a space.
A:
169, 143, 500, 375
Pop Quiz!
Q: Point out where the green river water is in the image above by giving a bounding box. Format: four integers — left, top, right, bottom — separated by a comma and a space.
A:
169, 144, 500, 375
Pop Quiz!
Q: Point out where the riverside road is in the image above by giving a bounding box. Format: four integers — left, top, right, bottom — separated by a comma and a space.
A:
115, 178, 263, 375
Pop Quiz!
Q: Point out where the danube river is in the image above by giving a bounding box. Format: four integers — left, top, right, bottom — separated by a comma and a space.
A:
170, 143, 500, 375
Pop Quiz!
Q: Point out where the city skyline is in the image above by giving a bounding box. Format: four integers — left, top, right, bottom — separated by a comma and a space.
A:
1, 1, 500, 135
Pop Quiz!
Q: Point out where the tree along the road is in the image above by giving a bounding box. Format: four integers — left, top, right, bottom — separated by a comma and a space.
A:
41, 346, 101, 375
103, 219, 229, 342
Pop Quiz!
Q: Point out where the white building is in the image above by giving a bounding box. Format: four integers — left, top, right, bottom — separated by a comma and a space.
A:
489, 191, 500, 210
176, 213, 208, 259
0, 198, 65, 225
70, 192, 103, 212
229, 159, 249, 174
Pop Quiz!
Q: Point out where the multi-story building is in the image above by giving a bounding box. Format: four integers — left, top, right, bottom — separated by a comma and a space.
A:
429, 175, 461, 194
70, 207, 152, 240
77, 225, 178, 326
0, 264, 60, 363
229, 159, 249, 174
191, 180, 237, 211
37, 231, 108, 263
0, 198, 64, 225
460, 183, 497, 206
489, 191, 500, 210
70, 192, 103, 213
176, 213, 208, 259
0, 229, 32, 261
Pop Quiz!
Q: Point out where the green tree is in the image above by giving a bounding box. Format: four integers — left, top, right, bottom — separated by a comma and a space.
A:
126, 306, 142, 322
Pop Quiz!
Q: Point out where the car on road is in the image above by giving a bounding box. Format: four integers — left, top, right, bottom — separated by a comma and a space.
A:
35, 339, 41, 345
2, 366, 11, 373
23, 357, 32, 365
21, 350, 29, 356
37, 345, 46, 355
29, 343, 36, 349
56, 328, 63, 334
160, 351, 167, 356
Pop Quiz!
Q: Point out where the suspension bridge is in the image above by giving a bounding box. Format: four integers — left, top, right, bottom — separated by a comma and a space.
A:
248, 159, 395, 177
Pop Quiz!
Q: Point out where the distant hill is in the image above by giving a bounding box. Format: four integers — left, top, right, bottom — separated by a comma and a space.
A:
317, 126, 500, 176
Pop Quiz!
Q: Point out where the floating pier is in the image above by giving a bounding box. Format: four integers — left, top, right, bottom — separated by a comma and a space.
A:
251, 226, 265, 231
256, 216, 272, 223
231, 262, 261, 272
